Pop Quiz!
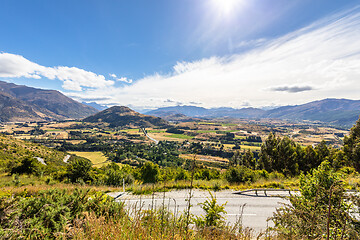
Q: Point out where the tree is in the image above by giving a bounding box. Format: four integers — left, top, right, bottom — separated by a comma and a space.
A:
140, 162, 159, 183
67, 157, 93, 183
243, 149, 256, 169
259, 133, 301, 176
344, 116, 360, 172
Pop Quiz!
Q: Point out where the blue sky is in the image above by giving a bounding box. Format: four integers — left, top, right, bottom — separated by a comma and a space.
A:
0, 0, 360, 110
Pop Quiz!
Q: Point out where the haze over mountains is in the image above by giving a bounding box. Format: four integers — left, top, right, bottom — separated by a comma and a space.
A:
0, 80, 359, 128
146, 99, 360, 128
0, 81, 98, 122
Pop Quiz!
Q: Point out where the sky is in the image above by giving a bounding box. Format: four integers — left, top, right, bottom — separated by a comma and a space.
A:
0, 0, 360, 111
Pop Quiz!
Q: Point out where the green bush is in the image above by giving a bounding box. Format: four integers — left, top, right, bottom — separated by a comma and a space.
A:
271, 161, 359, 239
225, 166, 256, 183
11, 156, 44, 176
0, 188, 125, 239
140, 162, 159, 183
66, 156, 94, 183
193, 191, 227, 229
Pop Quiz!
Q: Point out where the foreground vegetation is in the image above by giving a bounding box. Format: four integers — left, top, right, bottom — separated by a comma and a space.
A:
2, 160, 360, 239
1, 116, 360, 238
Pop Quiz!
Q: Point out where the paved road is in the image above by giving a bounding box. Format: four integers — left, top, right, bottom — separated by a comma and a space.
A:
108, 189, 290, 233
141, 128, 159, 144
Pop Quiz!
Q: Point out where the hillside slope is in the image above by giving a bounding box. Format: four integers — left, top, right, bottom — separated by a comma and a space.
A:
0, 92, 61, 122
0, 81, 98, 122
84, 106, 169, 128
0, 134, 67, 172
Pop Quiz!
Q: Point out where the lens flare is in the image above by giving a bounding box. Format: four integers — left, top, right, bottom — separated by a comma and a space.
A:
212, 0, 242, 15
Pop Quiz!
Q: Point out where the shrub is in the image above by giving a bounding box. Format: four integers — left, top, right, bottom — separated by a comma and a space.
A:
140, 162, 159, 183
66, 157, 93, 183
225, 166, 256, 183
270, 161, 359, 239
11, 156, 43, 176
193, 191, 227, 229
0, 188, 125, 239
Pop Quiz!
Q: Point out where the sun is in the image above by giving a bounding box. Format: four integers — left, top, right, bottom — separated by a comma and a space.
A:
212, 0, 242, 15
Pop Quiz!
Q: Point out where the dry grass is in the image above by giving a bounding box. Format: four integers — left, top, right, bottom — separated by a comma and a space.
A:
0, 183, 120, 195
70, 208, 255, 240
68, 151, 112, 167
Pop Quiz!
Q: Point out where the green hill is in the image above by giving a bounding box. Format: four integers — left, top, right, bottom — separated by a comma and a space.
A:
0, 134, 67, 173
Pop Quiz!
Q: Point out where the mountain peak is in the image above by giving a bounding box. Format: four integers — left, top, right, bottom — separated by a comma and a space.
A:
84, 106, 169, 128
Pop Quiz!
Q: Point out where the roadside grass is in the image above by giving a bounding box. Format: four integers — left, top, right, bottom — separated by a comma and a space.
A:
0, 182, 120, 195
127, 177, 300, 195
2, 172, 358, 197
68, 151, 112, 167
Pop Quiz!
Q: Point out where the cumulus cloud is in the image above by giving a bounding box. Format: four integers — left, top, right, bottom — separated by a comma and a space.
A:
0, 53, 114, 91
109, 73, 133, 83
270, 86, 315, 93
72, 7, 360, 109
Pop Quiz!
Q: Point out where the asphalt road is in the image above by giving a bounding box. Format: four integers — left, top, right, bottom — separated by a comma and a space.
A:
108, 189, 290, 233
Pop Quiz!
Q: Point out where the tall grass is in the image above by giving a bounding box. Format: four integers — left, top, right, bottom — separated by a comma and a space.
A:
0, 187, 259, 239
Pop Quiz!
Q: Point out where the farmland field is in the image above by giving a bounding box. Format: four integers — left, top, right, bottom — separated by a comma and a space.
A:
68, 151, 111, 167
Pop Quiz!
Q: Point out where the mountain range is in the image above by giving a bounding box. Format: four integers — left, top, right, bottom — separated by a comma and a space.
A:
0, 80, 98, 122
0, 80, 359, 128
146, 99, 360, 128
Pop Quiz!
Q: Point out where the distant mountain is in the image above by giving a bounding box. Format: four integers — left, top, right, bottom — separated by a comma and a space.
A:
83, 106, 169, 128
148, 106, 209, 117
82, 101, 108, 111
146, 99, 360, 128
160, 113, 200, 122
146, 106, 265, 119
0, 80, 98, 122
264, 98, 360, 127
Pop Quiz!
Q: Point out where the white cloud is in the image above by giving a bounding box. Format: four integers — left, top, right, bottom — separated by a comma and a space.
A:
78, 6, 357, 109
109, 73, 133, 83
4, 6, 360, 110
0, 53, 114, 91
